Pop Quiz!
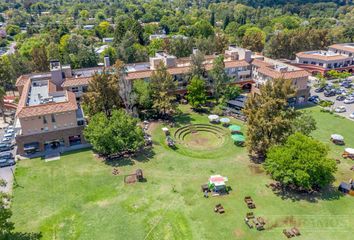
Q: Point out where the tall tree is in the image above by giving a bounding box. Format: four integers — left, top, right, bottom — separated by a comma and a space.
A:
31, 44, 49, 72
186, 76, 207, 110
265, 133, 337, 190
189, 50, 206, 79
113, 60, 136, 115
83, 69, 121, 117
0, 87, 6, 123
210, 55, 229, 103
243, 79, 297, 160
150, 62, 177, 117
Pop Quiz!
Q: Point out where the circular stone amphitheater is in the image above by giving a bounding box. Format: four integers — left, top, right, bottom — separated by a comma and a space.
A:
174, 124, 227, 150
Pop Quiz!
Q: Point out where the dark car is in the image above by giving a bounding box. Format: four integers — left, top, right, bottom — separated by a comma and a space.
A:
0, 151, 13, 159
0, 158, 15, 168
0, 143, 13, 152
336, 95, 346, 101
324, 90, 336, 97
308, 96, 319, 102
314, 87, 325, 93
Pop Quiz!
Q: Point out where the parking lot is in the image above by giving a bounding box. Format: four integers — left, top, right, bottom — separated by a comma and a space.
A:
0, 123, 16, 194
309, 77, 354, 120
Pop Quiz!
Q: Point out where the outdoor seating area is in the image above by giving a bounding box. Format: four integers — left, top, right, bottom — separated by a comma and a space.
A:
244, 196, 256, 209
214, 204, 225, 214
283, 227, 301, 238
342, 148, 354, 160
124, 169, 145, 184
208, 114, 220, 124
338, 180, 354, 194
331, 134, 345, 145
229, 125, 245, 146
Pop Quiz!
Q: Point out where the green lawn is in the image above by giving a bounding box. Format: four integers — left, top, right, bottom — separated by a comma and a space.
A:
10, 106, 354, 240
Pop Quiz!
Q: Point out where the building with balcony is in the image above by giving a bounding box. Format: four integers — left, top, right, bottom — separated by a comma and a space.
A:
15, 62, 87, 156
251, 56, 311, 104
61, 46, 254, 98
294, 43, 354, 75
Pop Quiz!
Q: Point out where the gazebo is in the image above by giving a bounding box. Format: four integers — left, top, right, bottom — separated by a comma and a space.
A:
228, 125, 241, 134
208, 114, 220, 123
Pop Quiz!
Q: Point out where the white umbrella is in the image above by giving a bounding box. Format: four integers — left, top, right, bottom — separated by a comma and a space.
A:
162, 127, 169, 132
331, 134, 344, 141
208, 115, 219, 121
345, 148, 354, 155
220, 117, 230, 124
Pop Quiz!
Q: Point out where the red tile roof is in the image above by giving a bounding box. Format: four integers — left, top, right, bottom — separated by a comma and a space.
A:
257, 67, 310, 79
15, 75, 30, 87
251, 59, 273, 68
61, 77, 92, 87
296, 51, 349, 61
329, 44, 354, 54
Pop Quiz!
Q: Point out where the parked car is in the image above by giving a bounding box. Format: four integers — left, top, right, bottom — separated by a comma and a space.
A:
314, 87, 325, 93
308, 96, 319, 102
350, 112, 354, 119
2, 137, 11, 142
344, 97, 354, 104
324, 90, 336, 97
5, 129, 14, 134
0, 158, 15, 168
0, 143, 12, 152
0, 151, 13, 159
3, 133, 13, 138
334, 106, 346, 113
336, 95, 346, 101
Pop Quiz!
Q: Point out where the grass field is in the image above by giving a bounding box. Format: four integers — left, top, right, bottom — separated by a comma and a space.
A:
10, 106, 354, 240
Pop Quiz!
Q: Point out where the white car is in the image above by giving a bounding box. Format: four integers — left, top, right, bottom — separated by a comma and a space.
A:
3, 133, 13, 138
350, 112, 354, 119
334, 106, 346, 113
344, 97, 354, 104
5, 129, 14, 134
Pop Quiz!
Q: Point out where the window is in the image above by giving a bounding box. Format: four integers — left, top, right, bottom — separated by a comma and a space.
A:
319, 63, 323, 66
303, 61, 308, 64
43, 116, 47, 124
51, 114, 56, 123
311, 62, 316, 65
71, 87, 79, 92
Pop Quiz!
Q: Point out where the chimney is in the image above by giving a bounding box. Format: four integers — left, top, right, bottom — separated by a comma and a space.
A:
50, 60, 64, 87
104, 56, 110, 67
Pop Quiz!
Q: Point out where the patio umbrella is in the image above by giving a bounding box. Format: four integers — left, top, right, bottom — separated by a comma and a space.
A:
208, 114, 219, 121
331, 134, 344, 141
162, 127, 169, 132
220, 118, 230, 124
231, 134, 245, 142
344, 148, 354, 155
228, 125, 241, 132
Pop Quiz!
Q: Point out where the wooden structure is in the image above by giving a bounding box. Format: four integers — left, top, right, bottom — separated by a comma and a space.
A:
136, 169, 143, 182
244, 196, 256, 209
214, 204, 225, 214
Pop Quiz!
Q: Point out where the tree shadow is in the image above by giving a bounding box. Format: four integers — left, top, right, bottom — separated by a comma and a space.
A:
271, 185, 344, 203
173, 113, 194, 127
103, 147, 155, 167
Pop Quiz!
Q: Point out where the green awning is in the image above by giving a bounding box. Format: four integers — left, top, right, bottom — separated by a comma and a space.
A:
228, 125, 241, 132
231, 134, 245, 142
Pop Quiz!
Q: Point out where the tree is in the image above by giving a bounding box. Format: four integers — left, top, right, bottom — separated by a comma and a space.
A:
243, 79, 297, 160
292, 112, 316, 136
133, 80, 153, 110
242, 27, 266, 52
150, 62, 177, 117
186, 76, 207, 110
210, 55, 229, 103
113, 60, 136, 115
192, 20, 214, 38
189, 50, 206, 79
5, 24, 20, 36
84, 110, 145, 156
82, 69, 121, 117
31, 44, 48, 72
222, 85, 242, 104
0, 87, 6, 123
265, 133, 337, 190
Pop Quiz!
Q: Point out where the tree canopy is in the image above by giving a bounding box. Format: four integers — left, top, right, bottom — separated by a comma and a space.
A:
84, 109, 145, 156
265, 132, 337, 190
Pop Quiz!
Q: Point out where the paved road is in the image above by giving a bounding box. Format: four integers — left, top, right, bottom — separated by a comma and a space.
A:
0, 166, 15, 193
309, 78, 354, 120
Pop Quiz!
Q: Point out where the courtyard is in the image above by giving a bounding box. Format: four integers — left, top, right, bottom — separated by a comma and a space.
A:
10, 106, 354, 240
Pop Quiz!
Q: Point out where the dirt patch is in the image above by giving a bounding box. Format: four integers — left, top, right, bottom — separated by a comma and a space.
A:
248, 164, 265, 174
233, 228, 244, 237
